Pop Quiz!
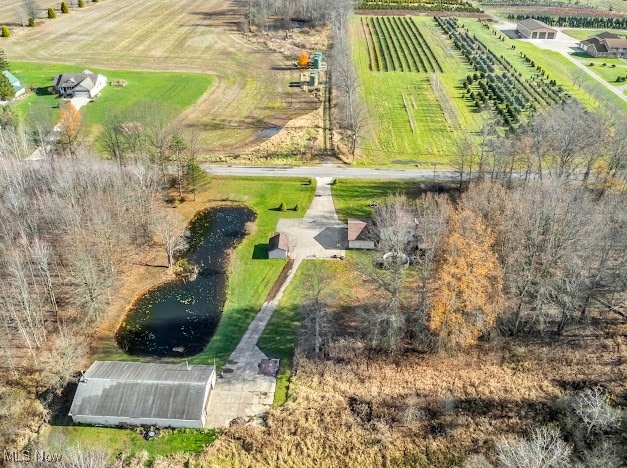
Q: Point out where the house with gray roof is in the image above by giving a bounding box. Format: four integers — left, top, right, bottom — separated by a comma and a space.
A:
69, 361, 216, 428
2, 70, 25, 98
53, 70, 107, 98
268, 232, 289, 258
580, 32, 627, 58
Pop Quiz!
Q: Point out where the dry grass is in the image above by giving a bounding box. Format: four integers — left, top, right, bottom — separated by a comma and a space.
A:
2, 0, 321, 157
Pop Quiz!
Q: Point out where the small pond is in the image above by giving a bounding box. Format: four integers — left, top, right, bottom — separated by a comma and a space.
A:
116, 206, 256, 358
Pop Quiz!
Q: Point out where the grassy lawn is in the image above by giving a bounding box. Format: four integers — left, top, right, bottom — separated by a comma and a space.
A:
10, 61, 212, 137
563, 28, 627, 41
95, 177, 316, 368
461, 20, 627, 113
45, 426, 215, 462
568, 52, 627, 85
331, 178, 427, 222
258, 257, 365, 406
352, 16, 482, 166
189, 177, 315, 368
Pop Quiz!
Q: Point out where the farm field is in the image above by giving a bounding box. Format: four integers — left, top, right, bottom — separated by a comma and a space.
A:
353, 16, 483, 165
10, 61, 213, 138
461, 19, 627, 112
563, 28, 627, 40
1, 0, 319, 157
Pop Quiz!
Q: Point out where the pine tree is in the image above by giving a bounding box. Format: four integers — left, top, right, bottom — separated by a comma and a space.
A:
78, 0, 85, 7
0, 50, 9, 71
1, 26, 10, 38
0, 73, 15, 101
61, 2, 69, 13
48, 8, 57, 19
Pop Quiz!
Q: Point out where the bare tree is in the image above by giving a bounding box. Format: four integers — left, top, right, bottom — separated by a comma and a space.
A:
57, 444, 109, 468
22, 0, 40, 23
301, 261, 334, 357
496, 426, 572, 468
572, 387, 622, 436
154, 209, 182, 272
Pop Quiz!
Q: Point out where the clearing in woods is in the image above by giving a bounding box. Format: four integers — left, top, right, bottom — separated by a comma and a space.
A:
353, 15, 482, 166
0, 0, 319, 157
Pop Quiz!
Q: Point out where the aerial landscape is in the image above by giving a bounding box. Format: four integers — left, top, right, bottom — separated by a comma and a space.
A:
0, 0, 625, 466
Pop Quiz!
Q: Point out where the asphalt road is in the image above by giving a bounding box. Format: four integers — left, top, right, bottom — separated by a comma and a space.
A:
203, 163, 459, 180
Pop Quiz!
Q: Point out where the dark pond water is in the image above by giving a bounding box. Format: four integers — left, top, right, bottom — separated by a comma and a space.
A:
115, 206, 256, 358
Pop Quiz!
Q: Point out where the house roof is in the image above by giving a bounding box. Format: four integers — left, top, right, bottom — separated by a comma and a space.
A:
591, 31, 620, 40
604, 38, 627, 49
518, 18, 555, 32
582, 38, 609, 53
268, 232, 289, 252
69, 361, 215, 421
2, 70, 20, 86
53, 71, 104, 91
347, 218, 372, 242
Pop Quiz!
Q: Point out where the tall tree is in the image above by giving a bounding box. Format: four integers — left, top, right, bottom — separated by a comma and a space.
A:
0, 73, 15, 101
428, 207, 504, 350
0, 49, 10, 71
57, 102, 81, 157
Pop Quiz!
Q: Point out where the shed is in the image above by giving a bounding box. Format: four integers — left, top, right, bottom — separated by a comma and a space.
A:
268, 232, 289, 259
2, 70, 25, 98
69, 361, 216, 429
347, 218, 375, 250
516, 19, 556, 39
313, 52, 323, 69
309, 71, 319, 87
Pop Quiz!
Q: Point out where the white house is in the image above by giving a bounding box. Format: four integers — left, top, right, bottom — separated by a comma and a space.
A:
53, 70, 107, 98
69, 361, 216, 429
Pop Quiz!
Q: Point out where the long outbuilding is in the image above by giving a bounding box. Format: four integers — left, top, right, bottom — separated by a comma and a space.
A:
517, 19, 556, 39
69, 361, 216, 428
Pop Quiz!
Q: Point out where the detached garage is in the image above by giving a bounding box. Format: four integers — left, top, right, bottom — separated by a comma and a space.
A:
69, 361, 216, 429
517, 19, 556, 39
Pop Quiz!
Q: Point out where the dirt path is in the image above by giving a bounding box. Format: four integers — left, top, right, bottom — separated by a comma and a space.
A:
2, 0, 319, 156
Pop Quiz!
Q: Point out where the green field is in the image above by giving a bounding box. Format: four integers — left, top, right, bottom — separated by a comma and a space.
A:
461, 20, 627, 113
563, 28, 627, 40
10, 62, 212, 136
569, 52, 627, 84
45, 426, 215, 463
353, 16, 483, 166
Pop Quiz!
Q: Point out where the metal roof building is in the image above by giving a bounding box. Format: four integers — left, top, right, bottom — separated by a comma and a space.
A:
69, 361, 216, 428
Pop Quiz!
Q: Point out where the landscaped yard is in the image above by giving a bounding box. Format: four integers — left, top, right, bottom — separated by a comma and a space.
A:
45, 426, 215, 463
95, 177, 316, 369
568, 52, 627, 84
10, 61, 212, 138
352, 16, 482, 166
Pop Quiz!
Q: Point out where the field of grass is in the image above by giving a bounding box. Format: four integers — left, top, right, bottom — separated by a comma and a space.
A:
95, 177, 316, 368
45, 426, 215, 463
331, 178, 435, 222
353, 16, 483, 165
568, 52, 627, 84
11, 61, 212, 138
462, 20, 627, 112
563, 28, 627, 40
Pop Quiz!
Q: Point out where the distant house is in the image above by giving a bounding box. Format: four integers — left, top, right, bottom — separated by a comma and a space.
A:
347, 218, 375, 250
517, 19, 556, 40
268, 232, 289, 259
69, 361, 216, 428
2, 70, 25, 98
580, 32, 627, 58
53, 70, 107, 98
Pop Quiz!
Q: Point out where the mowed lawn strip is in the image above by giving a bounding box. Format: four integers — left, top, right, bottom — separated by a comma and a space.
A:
460, 20, 627, 113
258, 258, 363, 406
45, 426, 216, 463
568, 52, 627, 85
11, 61, 213, 134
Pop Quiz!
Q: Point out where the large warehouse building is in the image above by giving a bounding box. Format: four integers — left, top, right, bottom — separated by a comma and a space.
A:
69, 361, 216, 428
517, 19, 557, 39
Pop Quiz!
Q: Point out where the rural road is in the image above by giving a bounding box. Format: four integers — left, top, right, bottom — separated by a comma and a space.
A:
203, 164, 458, 180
